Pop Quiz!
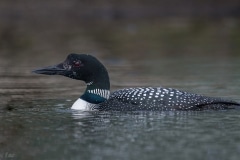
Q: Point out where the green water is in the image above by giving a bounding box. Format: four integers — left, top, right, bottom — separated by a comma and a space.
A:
2, 102, 240, 160
1, 55, 240, 160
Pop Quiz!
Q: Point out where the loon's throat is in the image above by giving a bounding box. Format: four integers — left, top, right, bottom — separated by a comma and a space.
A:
80, 87, 110, 104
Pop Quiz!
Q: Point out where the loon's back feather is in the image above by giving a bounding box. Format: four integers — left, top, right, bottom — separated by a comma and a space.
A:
98, 87, 240, 111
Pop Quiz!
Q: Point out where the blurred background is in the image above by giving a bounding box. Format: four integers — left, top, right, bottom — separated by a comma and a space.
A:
1, 0, 240, 59
0, 0, 240, 108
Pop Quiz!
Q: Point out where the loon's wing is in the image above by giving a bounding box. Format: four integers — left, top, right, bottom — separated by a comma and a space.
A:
98, 87, 240, 111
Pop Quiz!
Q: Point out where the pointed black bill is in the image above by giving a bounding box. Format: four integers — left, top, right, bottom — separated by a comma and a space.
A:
32, 63, 66, 75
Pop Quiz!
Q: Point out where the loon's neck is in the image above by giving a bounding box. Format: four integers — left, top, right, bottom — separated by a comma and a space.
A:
81, 82, 110, 103
71, 83, 110, 110
81, 68, 110, 101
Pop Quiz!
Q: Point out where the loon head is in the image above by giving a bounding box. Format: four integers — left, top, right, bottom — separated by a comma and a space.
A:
33, 53, 110, 89
33, 53, 110, 110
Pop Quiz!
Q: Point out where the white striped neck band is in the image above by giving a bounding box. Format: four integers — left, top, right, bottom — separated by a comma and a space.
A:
87, 89, 110, 99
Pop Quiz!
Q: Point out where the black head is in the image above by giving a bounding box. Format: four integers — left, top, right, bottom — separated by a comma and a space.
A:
33, 53, 110, 89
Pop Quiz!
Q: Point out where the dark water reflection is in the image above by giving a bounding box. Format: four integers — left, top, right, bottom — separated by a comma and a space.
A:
1, 54, 240, 160
1, 1, 240, 159
1, 100, 240, 160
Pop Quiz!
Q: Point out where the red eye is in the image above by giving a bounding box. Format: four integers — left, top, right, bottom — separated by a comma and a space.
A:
73, 61, 81, 67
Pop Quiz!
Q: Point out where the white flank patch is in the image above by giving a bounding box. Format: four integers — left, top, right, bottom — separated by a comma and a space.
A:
71, 98, 97, 111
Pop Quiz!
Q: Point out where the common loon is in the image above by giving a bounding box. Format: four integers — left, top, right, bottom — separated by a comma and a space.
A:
33, 53, 240, 111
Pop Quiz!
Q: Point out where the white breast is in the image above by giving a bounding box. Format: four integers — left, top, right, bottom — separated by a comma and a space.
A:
71, 98, 97, 111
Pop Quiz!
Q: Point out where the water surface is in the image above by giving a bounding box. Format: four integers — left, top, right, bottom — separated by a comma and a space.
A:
1, 55, 240, 160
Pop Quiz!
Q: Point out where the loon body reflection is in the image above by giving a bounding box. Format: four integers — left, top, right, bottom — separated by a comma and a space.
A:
33, 53, 240, 111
